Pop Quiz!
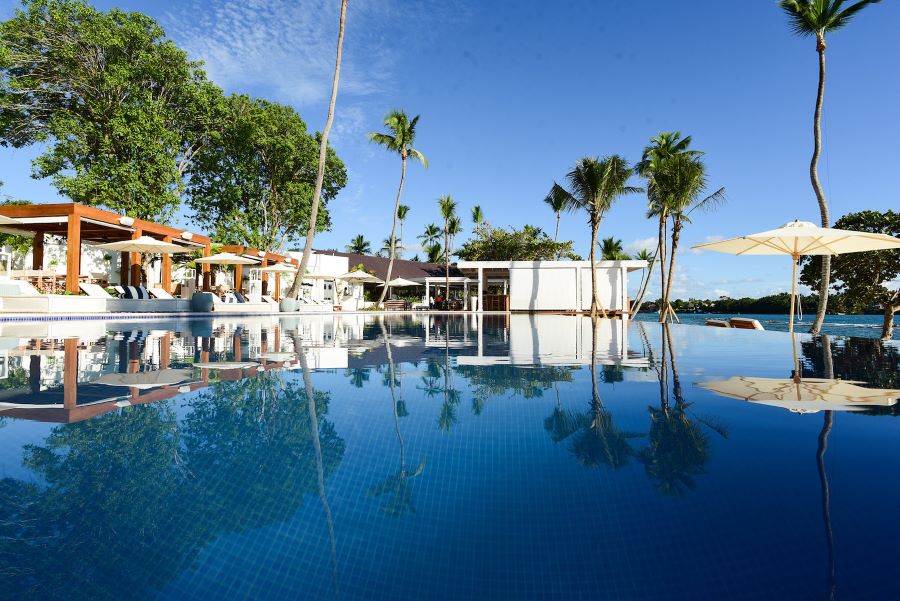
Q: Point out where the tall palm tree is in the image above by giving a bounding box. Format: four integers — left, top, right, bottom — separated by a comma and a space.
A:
631, 248, 656, 317
547, 156, 642, 317
654, 154, 726, 322
599, 237, 630, 261
397, 204, 409, 258
346, 234, 371, 255
288, 0, 348, 300
418, 223, 441, 249
368, 111, 428, 307
635, 132, 701, 320
448, 215, 462, 253
378, 237, 397, 258
438, 195, 457, 304
779, 0, 882, 334
543, 184, 574, 244
471, 205, 484, 226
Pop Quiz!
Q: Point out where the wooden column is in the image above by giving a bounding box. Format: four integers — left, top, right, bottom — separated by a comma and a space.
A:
129, 229, 142, 287
65, 215, 81, 294
32, 233, 44, 270
120, 252, 129, 286
160, 333, 171, 368
234, 264, 243, 293
161, 235, 173, 293
202, 245, 211, 291
274, 273, 281, 300
261, 257, 269, 295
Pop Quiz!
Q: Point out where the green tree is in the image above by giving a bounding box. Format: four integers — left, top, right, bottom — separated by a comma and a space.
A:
547, 156, 642, 317
346, 234, 371, 255
654, 154, 725, 322
599, 237, 630, 260
800, 210, 900, 339
0, 198, 33, 257
397, 203, 410, 258
425, 242, 443, 264
779, 0, 883, 333
368, 110, 427, 307
455, 223, 578, 261
636, 132, 701, 321
543, 183, 574, 245
186, 94, 346, 251
438, 194, 457, 300
290, 0, 348, 300
471, 204, 484, 226
0, 0, 222, 220
418, 223, 441, 248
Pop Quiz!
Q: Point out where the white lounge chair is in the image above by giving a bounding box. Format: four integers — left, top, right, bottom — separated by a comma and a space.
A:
79, 282, 113, 298
148, 287, 175, 300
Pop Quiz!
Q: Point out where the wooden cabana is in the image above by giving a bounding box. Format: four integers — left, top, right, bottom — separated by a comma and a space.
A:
219, 245, 297, 300
0, 203, 211, 294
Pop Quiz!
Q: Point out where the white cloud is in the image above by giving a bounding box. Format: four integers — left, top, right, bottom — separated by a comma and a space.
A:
166, 0, 463, 107
712, 288, 731, 298
624, 237, 657, 256
689, 234, 724, 254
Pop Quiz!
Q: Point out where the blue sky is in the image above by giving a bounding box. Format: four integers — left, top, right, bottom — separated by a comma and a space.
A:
1, 0, 898, 299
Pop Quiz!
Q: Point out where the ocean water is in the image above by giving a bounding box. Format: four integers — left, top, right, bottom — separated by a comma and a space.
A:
0, 314, 898, 600
635, 311, 897, 340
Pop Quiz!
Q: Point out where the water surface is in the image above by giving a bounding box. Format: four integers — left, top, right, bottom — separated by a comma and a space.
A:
1, 315, 898, 600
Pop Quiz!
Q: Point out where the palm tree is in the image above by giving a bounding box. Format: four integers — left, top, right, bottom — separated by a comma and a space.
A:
368, 111, 427, 307
543, 184, 574, 244
635, 132, 700, 321
425, 243, 443, 264
631, 248, 656, 317
438, 195, 457, 304
287, 0, 348, 300
654, 154, 726, 322
346, 234, 371, 255
418, 223, 441, 249
779, 0, 882, 334
378, 237, 397, 258
397, 204, 409, 258
547, 156, 642, 317
599, 237, 630, 261
448, 215, 462, 253
471, 205, 484, 226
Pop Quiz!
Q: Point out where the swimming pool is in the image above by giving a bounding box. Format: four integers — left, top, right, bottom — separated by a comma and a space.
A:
1, 314, 898, 600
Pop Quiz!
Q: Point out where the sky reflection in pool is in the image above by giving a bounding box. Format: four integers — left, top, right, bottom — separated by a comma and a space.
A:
0, 314, 898, 600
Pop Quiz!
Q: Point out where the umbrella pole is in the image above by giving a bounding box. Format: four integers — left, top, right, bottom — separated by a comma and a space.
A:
789, 254, 799, 380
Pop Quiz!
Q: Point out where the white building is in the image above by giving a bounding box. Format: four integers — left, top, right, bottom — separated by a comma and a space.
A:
456, 260, 646, 313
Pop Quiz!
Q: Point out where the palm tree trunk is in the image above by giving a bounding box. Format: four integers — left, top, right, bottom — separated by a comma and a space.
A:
810, 35, 831, 334
554, 212, 561, 242
444, 223, 450, 309
589, 217, 599, 318
288, 0, 347, 299
380, 320, 406, 475
377, 157, 406, 307
882, 302, 897, 341
657, 214, 667, 322
631, 258, 655, 318
662, 219, 682, 323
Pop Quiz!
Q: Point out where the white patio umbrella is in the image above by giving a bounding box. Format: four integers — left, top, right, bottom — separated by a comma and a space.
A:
195, 252, 259, 265
194, 360, 258, 370
692, 220, 900, 337
699, 376, 900, 414
0, 214, 22, 225
260, 262, 298, 273
380, 277, 422, 288
96, 368, 194, 389
337, 269, 384, 284
93, 235, 189, 254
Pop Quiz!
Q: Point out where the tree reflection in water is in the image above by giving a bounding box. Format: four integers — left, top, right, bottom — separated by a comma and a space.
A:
0, 368, 345, 601
369, 319, 426, 518
638, 323, 727, 495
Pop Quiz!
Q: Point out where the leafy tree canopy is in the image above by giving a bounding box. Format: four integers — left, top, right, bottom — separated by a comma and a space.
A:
0, 0, 222, 221
800, 210, 900, 312
455, 223, 581, 261
185, 94, 345, 251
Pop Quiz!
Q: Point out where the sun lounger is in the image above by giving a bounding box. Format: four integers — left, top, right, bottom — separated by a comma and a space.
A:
705, 319, 730, 328
729, 317, 764, 330
79, 282, 113, 298
148, 287, 175, 300
262, 295, 278, 304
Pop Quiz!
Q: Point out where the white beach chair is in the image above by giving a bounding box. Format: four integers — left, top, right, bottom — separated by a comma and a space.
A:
148, 287, 175, 300
79, 282, 113, 298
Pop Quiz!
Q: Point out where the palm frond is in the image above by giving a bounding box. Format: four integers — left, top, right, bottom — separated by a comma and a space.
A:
408, 147, 428, 168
